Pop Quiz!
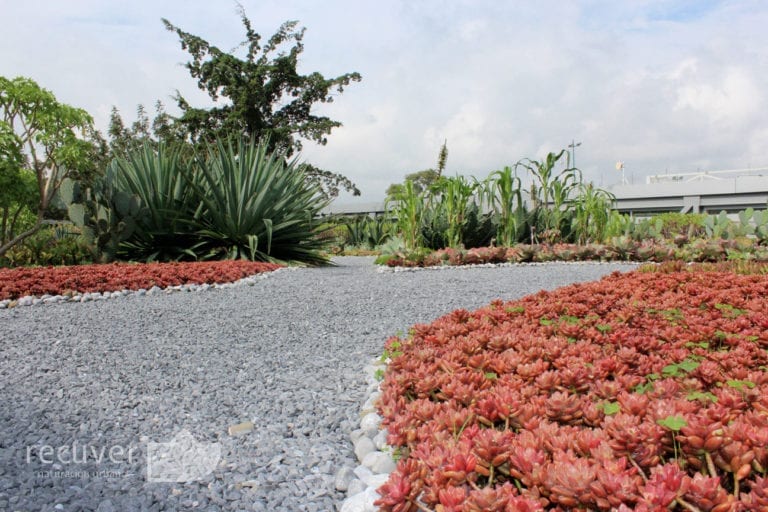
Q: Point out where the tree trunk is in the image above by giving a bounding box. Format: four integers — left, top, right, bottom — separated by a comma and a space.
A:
0, 214, 49, 257
1, 207, 7, 245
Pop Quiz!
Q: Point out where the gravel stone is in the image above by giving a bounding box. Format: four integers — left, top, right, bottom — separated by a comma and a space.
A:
362, 451, 396, 474
372, 429, 388, 451
359, 412, 381, 437
346, 478, 366, 496
0, 257, 636, 510
349, 429, 366, 444
334, 466, 356, 491
353, 437, 376, 462
340, 486, 379, 512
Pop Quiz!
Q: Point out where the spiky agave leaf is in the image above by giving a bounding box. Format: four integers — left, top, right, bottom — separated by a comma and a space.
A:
185, 137, 331, 265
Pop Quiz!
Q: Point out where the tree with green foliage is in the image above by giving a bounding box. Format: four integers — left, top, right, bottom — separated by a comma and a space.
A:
161, 7, 361, 197
107, 101, 182, 157
0, 76, 103, 256
0, 122, 37, 246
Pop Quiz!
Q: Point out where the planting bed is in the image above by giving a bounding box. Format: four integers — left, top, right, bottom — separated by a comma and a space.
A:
379, 240, 768, 268
0, 260, 281, 301
376, 263, 768, 511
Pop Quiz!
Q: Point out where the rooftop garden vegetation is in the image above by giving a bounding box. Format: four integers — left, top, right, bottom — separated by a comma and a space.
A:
375, 261, 768, 510
0, 7, 360, 268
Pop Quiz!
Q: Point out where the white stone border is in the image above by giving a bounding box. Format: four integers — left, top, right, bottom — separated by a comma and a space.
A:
377, 260, 641, 273
338, 358, 396, 512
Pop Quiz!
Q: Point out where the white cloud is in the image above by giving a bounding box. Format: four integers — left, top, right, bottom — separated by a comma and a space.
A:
674, 67, 762, 125
2, 0, 768, 202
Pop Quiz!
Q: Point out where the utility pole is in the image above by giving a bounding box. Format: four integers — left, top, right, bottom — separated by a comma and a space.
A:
568, 139, 582, 169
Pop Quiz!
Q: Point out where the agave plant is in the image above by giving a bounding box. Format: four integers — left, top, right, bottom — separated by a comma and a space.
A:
185, 138, 331, 264
109, 142, 199, 261
342, 214, 392, 249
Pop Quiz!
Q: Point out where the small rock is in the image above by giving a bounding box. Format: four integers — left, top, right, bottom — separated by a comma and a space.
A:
347, 478, 367, 496
353, 465, 390, 488
360, 413, 381, 437
235, 480, 260, 490
362, 473, 389, 489
18, 296, 34, 307
225, 489, 242, 500
353, 437, 375, 462
362, 364, 380, 380
228, 421, 254, 436
334, 467, 355, 491
363, 392, 381, 411
340, 486, 380, 512
372, 429, 388, 450
350, 429, 367, 443
353, 465, 373, 483
362, 452, 396, 474
96, 499, 116, 512
363, 452, 396, 475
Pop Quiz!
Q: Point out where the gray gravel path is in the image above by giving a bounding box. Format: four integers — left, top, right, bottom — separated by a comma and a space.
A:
0, 257, 637, 512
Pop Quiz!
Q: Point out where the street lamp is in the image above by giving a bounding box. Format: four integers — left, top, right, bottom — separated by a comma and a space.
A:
568, 139, 582, 169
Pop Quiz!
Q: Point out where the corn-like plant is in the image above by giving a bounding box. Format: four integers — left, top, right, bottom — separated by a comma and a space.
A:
482, 166, 525, 247
571, 182, 615, 244
431, 175, 479, 248
386, 180, 424, 251
516, 150, 582, 240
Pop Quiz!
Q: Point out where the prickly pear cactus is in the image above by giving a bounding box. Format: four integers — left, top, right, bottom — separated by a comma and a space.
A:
60, 170, 146, 262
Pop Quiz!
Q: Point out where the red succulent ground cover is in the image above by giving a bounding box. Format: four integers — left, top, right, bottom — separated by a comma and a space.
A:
376, 265, 768, 511
382, 240, 768, 268
0, 261, 281, 300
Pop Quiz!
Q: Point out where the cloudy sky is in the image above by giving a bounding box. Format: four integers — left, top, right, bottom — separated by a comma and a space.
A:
3, 0, 767, 204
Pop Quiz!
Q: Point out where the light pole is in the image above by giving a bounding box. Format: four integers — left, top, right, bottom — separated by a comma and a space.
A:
568, 139, 582, 169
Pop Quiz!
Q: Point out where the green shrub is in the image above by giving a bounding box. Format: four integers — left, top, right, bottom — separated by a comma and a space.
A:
0, 225, 92, 267
653, 212, 706, 239
341, 215, 392, 249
